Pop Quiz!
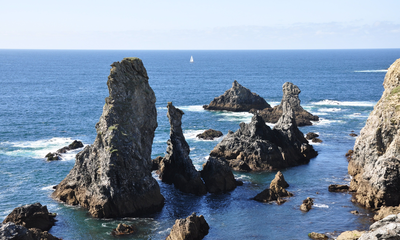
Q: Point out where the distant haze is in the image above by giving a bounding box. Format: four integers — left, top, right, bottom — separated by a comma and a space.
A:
1, 0, 399, 50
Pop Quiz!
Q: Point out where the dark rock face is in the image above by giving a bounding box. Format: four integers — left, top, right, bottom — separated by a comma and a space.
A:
328, 184, 349, 192
201, 157, 239, 193
52, 58, 164, 218
196, 129, 223, 140
349, 59, 400, 209
57, 140, 84, 153
210, 103, 317, 171
111, 223, 135, 236
253, 171, 293, 203
0, 222, 62, 240
306, 132, 322, 143
2, 203, 56, 231
252, 82, 319, 126
203, 80, 271, 112
45, 152, 61, 161
158, 103, 207, 195
300, 197, 313, 212
166, 213, 209, 240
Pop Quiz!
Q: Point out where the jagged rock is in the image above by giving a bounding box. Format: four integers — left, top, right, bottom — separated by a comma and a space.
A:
201, 157, 240, 193
300, 197, 313, 212
196, 129, 223, 140
210, 103, 317, 171
348, 59, 400, 209
45, 152, 61, 161
345, 150, 354, 161
306, 132, 319, 140
374, 206, 400, 221
251, 82, 319, 126
2, 203, 56, 231
308, 232, 328, 240
151, 156, 163, 171
52, 58, 164, 218
328, 184, 349, 192
111, 223, 135, 236
253, 171, 293, 203
0, 222, 61, 240
359, 213, 400, 240
56, 140, 84, 154
203, 80, 270, 112
337, 230, 365, 240
158, 103, 207, 195
166, 213, 209, 240
312, 138, 322, 143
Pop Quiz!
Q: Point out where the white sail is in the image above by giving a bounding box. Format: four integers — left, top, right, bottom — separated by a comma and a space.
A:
190, 56, 194, 63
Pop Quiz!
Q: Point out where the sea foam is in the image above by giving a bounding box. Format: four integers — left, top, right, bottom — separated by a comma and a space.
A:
312, 100, 376, 107
354, 69, 388, 73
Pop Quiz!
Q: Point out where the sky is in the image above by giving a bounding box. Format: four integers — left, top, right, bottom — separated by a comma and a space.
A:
1, 0, 400, 50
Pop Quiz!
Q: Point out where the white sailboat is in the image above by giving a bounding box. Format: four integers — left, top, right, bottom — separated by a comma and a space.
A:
190, 56, 194, 63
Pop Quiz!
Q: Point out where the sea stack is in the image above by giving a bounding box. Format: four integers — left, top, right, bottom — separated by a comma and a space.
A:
349, 58, 400, 208
52, 58, 164, 218
203, 80, 271, 112
252, 82, 318, 126
157, 102, 207, 195
210, 102, 317, 171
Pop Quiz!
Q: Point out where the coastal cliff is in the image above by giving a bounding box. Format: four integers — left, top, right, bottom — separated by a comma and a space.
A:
52, 58, 164, 218
349, 59, 400, 208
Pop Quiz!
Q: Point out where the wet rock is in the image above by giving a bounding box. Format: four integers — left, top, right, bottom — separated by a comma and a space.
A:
312, 138, 323, 143
374, 206, 400, 221
166, 212, 209, 240
210, 103, 317, 171
328, 184, 349, 192
158, 103, 207, 195
337, 230, 365, 240
359, 213, 400, 240
252, 82, 319, 126
201, 157, 240, 193
308, 232, 328, 239
351, 210, 360, 215
345, 150, 354, 161
349, 133, 358, 137
300, 197, 313, 212
0, 222, 61, 240
111, 223, 135, 236
45, 152, 61, 161
196, 129, 223, 140
349, 58, 400, 209
52, 58, 164, 218
253, 171, 293, 203
2, 203, 56, 231
306, 132, 319, 140
56, 140, 84, 154
203, 80, 270, 112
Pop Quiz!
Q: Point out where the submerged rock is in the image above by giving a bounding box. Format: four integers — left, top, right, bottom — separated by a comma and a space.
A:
57, 140, 84, 153
196, 129, 223, 140
201, 157, 240, 193
349, 58, 400, 209
253, 171, 293, 203
210, 102, 317, 171
300, 197, 313, 212
166, 212, 209, 240
158, 103, 207, 195
252, 82, 319, 126
52, 58, 164, 218
45, 152, 61, 161
203, 80, 270, 112
359, 213, 400, 240
328, 184, 349, 192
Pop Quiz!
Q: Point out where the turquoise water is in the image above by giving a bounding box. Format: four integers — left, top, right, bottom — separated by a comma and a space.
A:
1, 49, 399, 239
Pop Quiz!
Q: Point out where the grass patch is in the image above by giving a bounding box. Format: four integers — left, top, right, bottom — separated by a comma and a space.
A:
108, 124, 119, 131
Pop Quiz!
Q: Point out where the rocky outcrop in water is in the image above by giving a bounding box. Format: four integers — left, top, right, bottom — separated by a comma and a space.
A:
45, 140, 84, 161
203, 80, 270, 112
166, 212, 209, 240
328, 184, 349, 192
52, 58, 164, 218
300, 197, 313, 212
196, 129, 223, 140
253, 171, 293, 203
348, 59, 400, 209
0, 222, 61, 240
210, 102, 317, 171
158, 103, 207, 195
111, 223, 135, 236
201, 157, 241, 193
251, 82, 318, 126
359, 213, 400, 240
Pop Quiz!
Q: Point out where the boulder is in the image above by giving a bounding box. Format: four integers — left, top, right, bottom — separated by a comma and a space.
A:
300, 197, 313, 212
56, 140, 84, 154
328, 184, 349, 192
2, 203, 56, 231
201, 157, 240, 193
345, 150, 354, 161
336, 230, 365, 240
308, 232, 328, 240
45, 152, 61, 161
251, 82, 319, 126
374, 206, 400, 221
111, 223, 135, 236
166, 212, 209, 240
359, 213, 400, 240
253, 171, 293, 203
349, 133, 358, 137
348, 58, 400, 209
0, 222, 61, 240
52, 58, 164, 218
196, 129, 223, 140
203, 80, 270, 112
306, 132, 319, 140
210, 103, 317, 171
158, 103, 207, 195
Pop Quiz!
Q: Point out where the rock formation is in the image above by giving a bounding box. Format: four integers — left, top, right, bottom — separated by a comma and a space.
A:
328, 184, 349, 192
111, 223, 135, 236
300, 197, 313, 212
157, 103, 207, 195
359, 213, 400, 240
253, 171, 293, 203
201, 157, 240, 193
0, 222, 61, 240
45, 140, 84, 161
251, 82, 318, 126
348, 59, 400, 209
203, 80, 271, 112
196, 129, 223, 140
2, 203, 56, 231
308, 232, 328, 240
374, 206, 400, 221
305, 132, 322, 143
336, 230, 365, 240
166, 213, 209, 240
210, 103, 317, 171
52, 58, 164, 218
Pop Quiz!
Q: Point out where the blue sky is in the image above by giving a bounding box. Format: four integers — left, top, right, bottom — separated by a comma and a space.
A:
1, 0, 400, 49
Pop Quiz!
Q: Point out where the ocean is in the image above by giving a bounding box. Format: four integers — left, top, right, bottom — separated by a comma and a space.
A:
0, 49, 399, 239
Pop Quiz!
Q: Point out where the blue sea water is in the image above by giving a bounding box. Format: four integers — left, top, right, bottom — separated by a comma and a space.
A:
0, 49, 399, 239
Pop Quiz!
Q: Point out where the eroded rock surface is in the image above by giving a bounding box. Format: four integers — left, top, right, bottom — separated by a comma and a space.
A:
252, 82, 318, 126
52, 58, 164, 218
0, 222, 61, 240
349, 59, 400, 209
210, 103, 317, 171
158, 103, 207, 195
300, 197, 313, 212
203, 80, 270, 112
253, 171, 293, 203
166, 213, 209, 240
201, 157, 240, 193
196, 129, 223, 140
359, 213, 400, 240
